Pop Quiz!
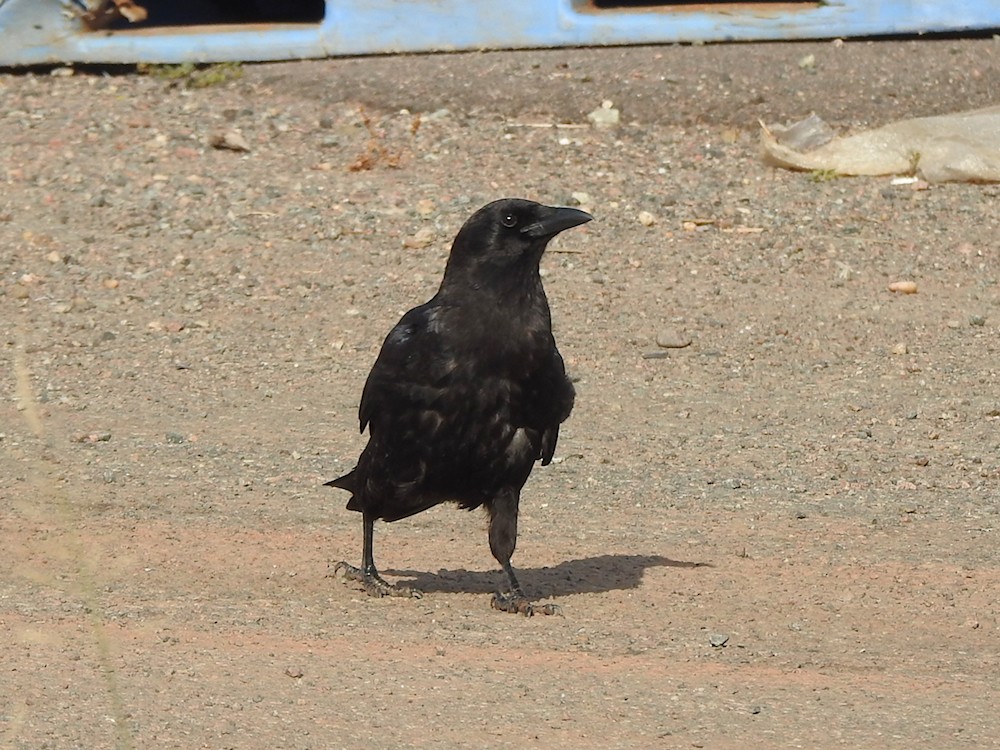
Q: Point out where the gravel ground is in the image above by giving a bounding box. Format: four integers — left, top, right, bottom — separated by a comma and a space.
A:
2, 38, 999, 749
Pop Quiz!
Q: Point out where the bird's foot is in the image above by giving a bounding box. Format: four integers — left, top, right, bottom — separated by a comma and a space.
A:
491, 590, 562, 617
330, 561, 422, 599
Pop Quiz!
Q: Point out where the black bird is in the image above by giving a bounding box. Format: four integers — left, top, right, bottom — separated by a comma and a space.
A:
326, 198, 592, 615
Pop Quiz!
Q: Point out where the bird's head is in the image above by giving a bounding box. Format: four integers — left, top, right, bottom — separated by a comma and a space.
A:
441, 199, 592, 289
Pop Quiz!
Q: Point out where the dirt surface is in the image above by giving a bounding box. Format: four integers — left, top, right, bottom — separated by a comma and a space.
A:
2, 38, 1000, 749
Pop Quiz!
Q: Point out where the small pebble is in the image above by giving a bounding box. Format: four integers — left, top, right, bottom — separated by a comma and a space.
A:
71, 432, 112, 444
709, 633, 730, 647
423, 108, 451, 122
587, 100, 620, 128
888, 280, 917, 294
656, 329, 692, 349
209, 130, 251, 152
637, 210, 657, 227
403, 226, 436, 249
165, 432, 186, 444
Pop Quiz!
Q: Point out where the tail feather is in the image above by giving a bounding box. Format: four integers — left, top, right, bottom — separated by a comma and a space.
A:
324, 469, 357, 492
325, 468, 364, 512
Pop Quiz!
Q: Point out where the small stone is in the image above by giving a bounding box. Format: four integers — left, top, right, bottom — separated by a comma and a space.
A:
722, 478, 743, 490
914, 456, 930, 466
709, 633, 729, 647
587, 101, 620, 129
103, 278, 120, 289
12, 285, 30, 300
637, 210, 657, 227
569, 191, 593, 209
163, 320, 186, 333
969, 315, 986, 327
798, 54, 816, 70
165, 432, 186, 444
423, 108, 451, 122
888, 280, 917, 294
209, 130, 251, 152
946, 320, 962, 330
891, 342, 908, 355
71, 432, 112, 444
415, 199, 436, 217
403, 226, 436, 249
284, 666, 304, 679
656, 329, 692, 349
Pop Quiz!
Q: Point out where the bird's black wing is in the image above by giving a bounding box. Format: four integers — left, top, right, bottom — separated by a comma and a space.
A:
523, 343, 575, 466
358, 302, 456, 438
329, 301, 462, 519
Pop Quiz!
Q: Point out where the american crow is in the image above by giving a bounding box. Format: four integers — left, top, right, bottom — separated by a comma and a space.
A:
327, 198, 592, 615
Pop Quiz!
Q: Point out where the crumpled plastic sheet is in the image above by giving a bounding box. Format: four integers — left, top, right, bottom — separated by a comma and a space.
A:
759, 106, 1000, 183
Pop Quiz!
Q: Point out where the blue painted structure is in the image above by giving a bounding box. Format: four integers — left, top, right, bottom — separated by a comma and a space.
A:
1, 0, 999, 66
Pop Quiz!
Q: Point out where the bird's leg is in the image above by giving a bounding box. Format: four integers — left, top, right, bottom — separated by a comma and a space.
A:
487, 490, 560, 616
333, 512, 421, 599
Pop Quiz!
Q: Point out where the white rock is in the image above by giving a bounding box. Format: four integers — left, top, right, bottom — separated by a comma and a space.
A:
587, 101, 620, 129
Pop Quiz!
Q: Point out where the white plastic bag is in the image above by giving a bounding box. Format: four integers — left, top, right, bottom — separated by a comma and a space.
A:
760, 106, 1000, 183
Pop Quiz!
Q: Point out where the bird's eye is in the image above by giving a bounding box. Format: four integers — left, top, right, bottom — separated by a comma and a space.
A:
501, 213, 518, 228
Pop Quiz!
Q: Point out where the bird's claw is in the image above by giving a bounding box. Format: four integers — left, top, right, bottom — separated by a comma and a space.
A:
331, 561, 422, 599
491, 591, 562, 617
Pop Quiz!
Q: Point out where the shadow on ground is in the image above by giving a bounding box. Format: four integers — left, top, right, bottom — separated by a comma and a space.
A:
385, 553, 710, 597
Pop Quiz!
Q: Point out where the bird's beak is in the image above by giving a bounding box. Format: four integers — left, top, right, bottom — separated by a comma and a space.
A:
521, 206, 593, 238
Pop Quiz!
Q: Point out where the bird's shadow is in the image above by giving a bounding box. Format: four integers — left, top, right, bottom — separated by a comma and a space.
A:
386, 553, 709, 598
